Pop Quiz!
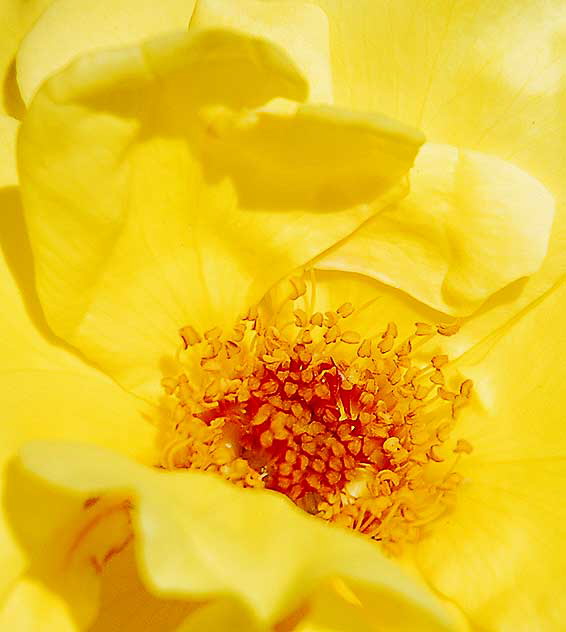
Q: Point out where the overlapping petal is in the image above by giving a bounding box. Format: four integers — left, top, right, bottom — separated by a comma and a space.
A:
0, 252, 155, 624
412, 278, 566, 631
90, 546, 198, 632
315, 0, 566, 328
291, 583, 468, 632
319, 142, 554, 316
16, 0, 197, 105
0, 116, 156, 623
0, 116, 19, 186
0, 0, 53, 115
191, 0, 333, 103
18, 27, 424, 401
11, 441, 465, 631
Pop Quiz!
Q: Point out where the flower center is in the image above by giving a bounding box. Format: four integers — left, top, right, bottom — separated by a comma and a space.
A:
160, 276, 473, 554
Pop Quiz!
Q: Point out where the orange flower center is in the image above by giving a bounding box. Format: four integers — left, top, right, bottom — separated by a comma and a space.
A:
160, 276, 472, 554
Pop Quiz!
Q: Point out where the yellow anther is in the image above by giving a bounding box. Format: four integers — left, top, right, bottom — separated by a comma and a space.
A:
294, 309, 308, 327
415, 322, 435, 336
284, 382, 298, 396
252, 404, 272, 426
454, 439, 473, 454
324, 311, 339, 327
359, 391, 375, 407
396, 339, 412, 356
310, 312, 324, 326
285, 450, 298, 464
290, 277, 307, 300
244, 305, 259, 321
427, 445, 444, 462
324, 325, 341, 343
378, 470, 400, 486
202, 340, 222, 360
224, 340, 240, 359
260, 430, 274, 448
179, 325, 201, 348
337, 302, 355, 318
437, 321, 461, 336
438, 387, 456, 401
430, 369, 445, 385
341, 331, 361, 344
415, 384, 433, 401
378, 335, 394, 354
204, 326, 222, 340
300, 329, 313, 345
315, 383, 331, 399
230, 323, 246, 342
385, 322, 398, 338
431, 354, 449, 369
383, 437, 402, 453
460, 379, 474, 398
357, 339, 372, 358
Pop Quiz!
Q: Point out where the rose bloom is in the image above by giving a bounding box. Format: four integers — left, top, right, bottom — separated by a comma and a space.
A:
1, 0, 564, 631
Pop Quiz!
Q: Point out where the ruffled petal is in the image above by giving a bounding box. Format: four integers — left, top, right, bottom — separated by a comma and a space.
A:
0, 0, 52, 115
16, 0, 197, 105
413, 279, 566, 630
90, 546, 198, 632
0, 577, 80, 632
291, 582, 469, 632
174, 599, 263, 632
18, 27, 423, 401
12, 441, 464, 630
319, 143, 555, 315
191, 0, 333, 103
314, 0, 566, 331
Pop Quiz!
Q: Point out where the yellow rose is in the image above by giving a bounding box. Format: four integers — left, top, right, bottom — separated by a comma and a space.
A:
1, 1, 564, 631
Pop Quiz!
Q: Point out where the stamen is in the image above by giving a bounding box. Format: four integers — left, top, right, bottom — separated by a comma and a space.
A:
159, 276, 473, 554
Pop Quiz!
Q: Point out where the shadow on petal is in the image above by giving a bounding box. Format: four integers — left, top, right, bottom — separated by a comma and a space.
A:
0, 186, 55, 342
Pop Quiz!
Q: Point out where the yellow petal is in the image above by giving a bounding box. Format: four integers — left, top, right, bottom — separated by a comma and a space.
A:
93, 547, 270, 631
286, 585, 374, 632
16, 0, 198, 106
205, 99, 423, 209
0, 0, 53, 115
14, 441, 462, 630
314, 0, 566, 340
413, 278, 566, 630
293, 582, 469, 632
0, 237, 156, 464
191, 0, 333, 103
90, 546, 198, 632
0, 122, 155, 603
0, 577, 79, 632
19, 28, 423, 401
174, 599, 264, 632
319, 143, 555, 315
0, 115, 18, 186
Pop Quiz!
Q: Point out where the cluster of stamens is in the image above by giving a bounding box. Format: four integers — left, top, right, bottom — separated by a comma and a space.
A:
160, 275, 473, 553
